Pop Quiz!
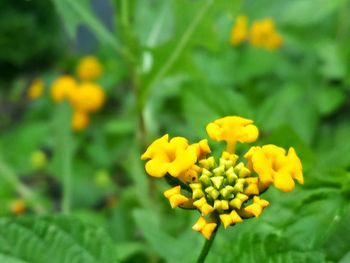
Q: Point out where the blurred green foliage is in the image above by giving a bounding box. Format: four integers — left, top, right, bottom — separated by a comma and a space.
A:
0, 0, 350, 262
0, 1, 63, 82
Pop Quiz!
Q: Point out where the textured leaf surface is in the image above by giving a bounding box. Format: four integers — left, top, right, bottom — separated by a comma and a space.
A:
0, 216, 118, 263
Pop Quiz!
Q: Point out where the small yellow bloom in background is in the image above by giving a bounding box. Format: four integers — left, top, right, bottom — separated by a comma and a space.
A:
72, 111, 90, 131
70, 82, 105, 113
245, 145, 304, 192
10, 200, 27, 215
27, 78, 44, 100
50, 75, 78, 103
250, 18, 283, 50
76, 56, 103, 81
141, 115, 304, 240
230, 15, 249, 46
206, 116, 258, 153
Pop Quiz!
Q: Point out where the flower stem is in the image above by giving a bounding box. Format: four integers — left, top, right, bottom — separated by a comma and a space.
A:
196, 223, 219, 263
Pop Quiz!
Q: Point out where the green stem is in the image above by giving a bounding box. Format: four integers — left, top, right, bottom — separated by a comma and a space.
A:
62, 137, 72, 214
61, 103, 73, 214
0, 158, 45, 214
196, 224, 219, 263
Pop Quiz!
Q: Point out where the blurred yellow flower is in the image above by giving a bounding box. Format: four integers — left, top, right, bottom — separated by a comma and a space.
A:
50, 75, 78, 103
230, 15, 249, 46
76, 56, 103, 81
245, 145, 304, 192
70, 82, 105, 113
206, 116, 258, 153
141, 135, 198, 178
10, 200, 27, 215
250, 18, 283, 50
27, 78, 44, 100
72, 111, 90, 131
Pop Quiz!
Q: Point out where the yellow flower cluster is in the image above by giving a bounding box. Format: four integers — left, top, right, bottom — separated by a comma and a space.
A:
50, 56, 105, 131
142, 116, 303, 239
230, 15, 283, 50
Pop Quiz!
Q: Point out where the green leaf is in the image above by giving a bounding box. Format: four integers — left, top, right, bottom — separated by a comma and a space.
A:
282, 0, 345, 26
0, 216, 119, 263
51, 0, 121, 52
133, 209, 202, 263
182, 82, 252, 137
323, 204, 350, 261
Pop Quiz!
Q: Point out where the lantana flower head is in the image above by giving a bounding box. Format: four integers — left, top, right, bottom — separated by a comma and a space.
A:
142, 116, 304, 240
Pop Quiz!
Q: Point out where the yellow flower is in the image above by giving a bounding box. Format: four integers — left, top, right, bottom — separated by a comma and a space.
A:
72, 111, 90, 131
219, 210, 243, 228
50, 75, 78, 103
241, 196, 269, 218
141, 135, 198, 178
206, 116, 259, 153
163, 186, 189, 208
70, 82, 105, 113
141, 116, 303, 239
27, 78, 44, 100
76, 55, 103, 81
192, 216, 217, 240
250, 18, 283, 50
244, 145, 303, 192
230, 15, 249, 46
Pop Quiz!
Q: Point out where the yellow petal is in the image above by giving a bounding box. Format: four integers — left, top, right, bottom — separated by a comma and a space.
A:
219, 214, 232, 229
163, 186, 181, 198
169, 194, 189, 208
244, 183, 259, 196
168, 147, 197, 177
141, 134, 169, 160
206, 122, 221, 140
253, 196, 269, 207
287, 147, 304, 184
144, 155, 170, 177
201, 223, 217, 240
169, 137, 189, 152
192, 216, 206, 231
241, 124, 259, 143
274, 170, 295, 192
230, 210, 243, 223
244, 203, 263, 217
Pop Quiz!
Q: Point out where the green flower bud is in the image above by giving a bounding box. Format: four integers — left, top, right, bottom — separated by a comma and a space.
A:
210, 176, 224, 189
205, 186, 220, 200
220, 185, 235, 199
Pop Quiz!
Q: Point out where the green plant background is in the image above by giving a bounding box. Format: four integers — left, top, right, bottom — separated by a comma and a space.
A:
0, 0, 350, 262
